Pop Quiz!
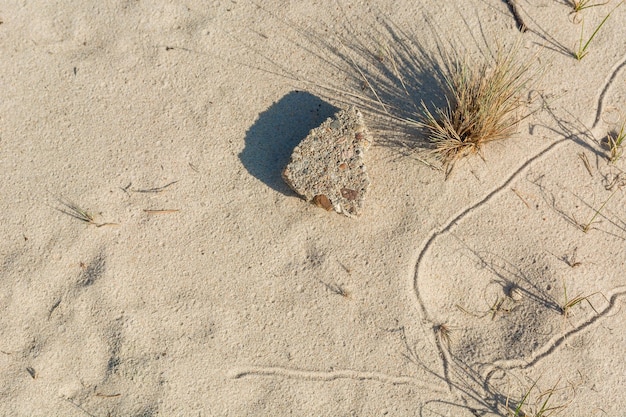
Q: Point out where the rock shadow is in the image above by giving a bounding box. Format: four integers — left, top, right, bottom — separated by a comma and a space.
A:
240, 91, 339, 195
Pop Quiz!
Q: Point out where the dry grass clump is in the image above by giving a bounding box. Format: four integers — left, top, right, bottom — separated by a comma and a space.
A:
606, 122, 625, 163
420, 47, 532, 171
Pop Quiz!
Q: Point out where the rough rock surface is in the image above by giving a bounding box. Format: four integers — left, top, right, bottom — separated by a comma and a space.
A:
282, 106, 371, 217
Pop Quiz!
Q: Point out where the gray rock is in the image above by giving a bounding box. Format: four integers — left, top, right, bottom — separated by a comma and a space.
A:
282, 106, 371, 217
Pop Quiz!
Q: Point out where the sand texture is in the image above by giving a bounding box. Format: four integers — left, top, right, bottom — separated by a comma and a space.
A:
1, 1, 626, 416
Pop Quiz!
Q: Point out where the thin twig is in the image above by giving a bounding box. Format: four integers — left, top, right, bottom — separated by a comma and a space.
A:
319, 280, 350, 298
143, 209, 180, 214
131, 180, 179, 193
511, 188, 531, 208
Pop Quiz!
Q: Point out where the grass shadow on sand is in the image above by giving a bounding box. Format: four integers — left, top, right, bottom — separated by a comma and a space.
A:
240, 4, 456, 158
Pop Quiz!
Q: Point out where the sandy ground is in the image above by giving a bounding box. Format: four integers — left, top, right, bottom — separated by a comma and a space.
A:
1, 1, 626, 416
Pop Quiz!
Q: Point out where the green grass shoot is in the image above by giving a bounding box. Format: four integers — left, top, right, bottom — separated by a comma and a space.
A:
506, 379, 567, 417
574, 3, 620, 60
55, 198, 96, 225
581, 187, 620, 232
571, 0, 608, 12
560, 281, 599, 317
54, 196, 118, 227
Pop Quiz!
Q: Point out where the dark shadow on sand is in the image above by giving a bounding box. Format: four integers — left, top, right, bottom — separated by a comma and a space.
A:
240, 91, 339, 195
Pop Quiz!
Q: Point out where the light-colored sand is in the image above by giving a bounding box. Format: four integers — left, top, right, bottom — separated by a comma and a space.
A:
1, 1, 626, 415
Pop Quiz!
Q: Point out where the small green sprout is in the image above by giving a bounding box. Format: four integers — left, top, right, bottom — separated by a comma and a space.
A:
573, 4, 620, 60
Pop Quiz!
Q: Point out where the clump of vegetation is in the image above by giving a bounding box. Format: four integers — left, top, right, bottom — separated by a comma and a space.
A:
570, 0, 608, 13
573, 8, 616, 60
559, 281, 598, 316
506, 379, 568, 417
53, 196, 118, 227
433, 323, 452, 350
580, 186, 620, 232
55, 198, 97, 225
420, 46, 532, 172
606, 122, 625, 163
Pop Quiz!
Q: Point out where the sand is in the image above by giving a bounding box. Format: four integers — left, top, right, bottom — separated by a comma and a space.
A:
1, 1, 626, 416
